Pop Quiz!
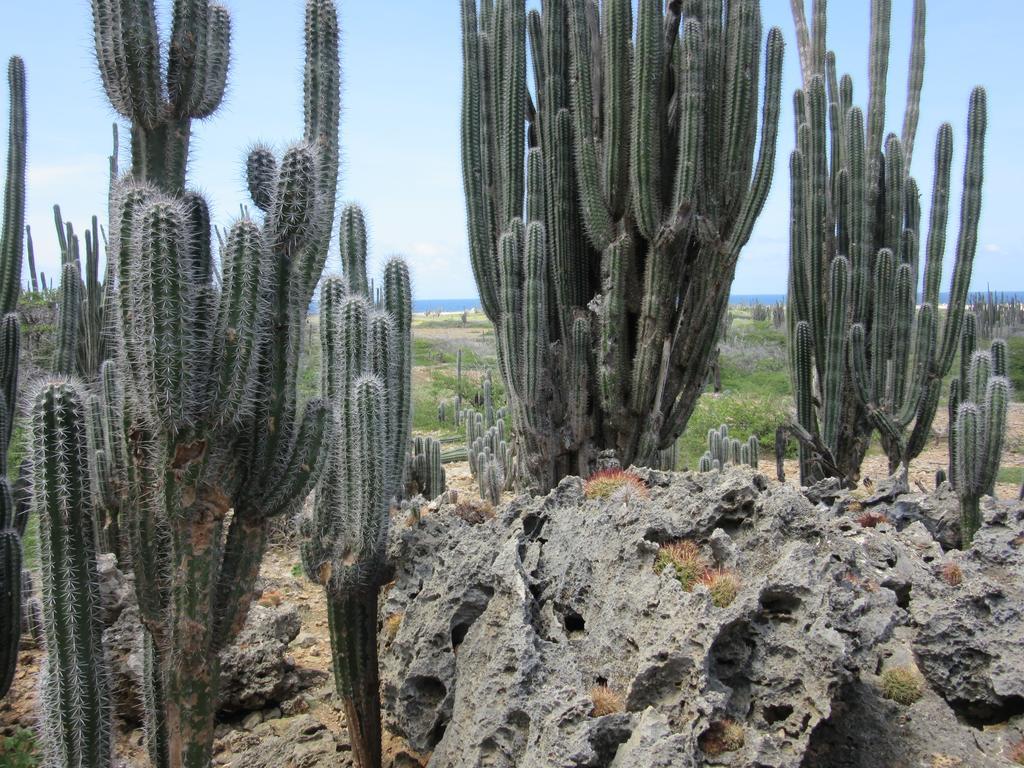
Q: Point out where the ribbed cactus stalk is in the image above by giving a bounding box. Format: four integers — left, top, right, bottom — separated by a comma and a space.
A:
788, 0, 987, 485
87, 3, 339, 766
461, 0, 784, 492
950, 339, 1009, 547
700, 425, 759, 472
0, 55, 26, 702
302, 219, 412, 768
31, 380, 112, 767
408, 436, 446, 500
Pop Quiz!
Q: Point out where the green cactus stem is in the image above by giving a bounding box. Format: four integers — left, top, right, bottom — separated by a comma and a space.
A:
0, 55, 26, 702
31, 380, 112, 767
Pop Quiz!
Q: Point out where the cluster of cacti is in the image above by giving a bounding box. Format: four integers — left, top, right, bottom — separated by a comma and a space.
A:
971, 290, 1024, 340
461, 0, 784, 492
948, 330, 1009, 547
301, 205, 412, 768
69, 2, 342, 765
464, 375, 516, 503
750, 302, 770, 323
407, 435, 446, 500
30, 380, 112, 766
699, 425, 759, 472
0, 56, 26, 702
771, 302, 785, 329
787, 0, 987, 486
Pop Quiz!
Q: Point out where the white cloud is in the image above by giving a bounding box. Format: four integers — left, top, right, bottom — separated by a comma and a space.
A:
27, 157, 106, 188
984, 243, 1004, 254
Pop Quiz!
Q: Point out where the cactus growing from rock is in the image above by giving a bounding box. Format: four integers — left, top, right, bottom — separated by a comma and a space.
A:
787, 0, 987, 485
30, 380, 112, 767
950, 339, 1009, 547
302, 252, 412, 768
460, 0, 784, 492
86, 2, 339, 765
0, 55, 26, 702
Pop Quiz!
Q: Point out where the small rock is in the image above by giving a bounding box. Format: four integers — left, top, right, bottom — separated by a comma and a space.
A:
242, 711, 263, 730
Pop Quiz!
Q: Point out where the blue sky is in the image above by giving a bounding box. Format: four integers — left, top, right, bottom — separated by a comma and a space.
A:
1, 1, 1019, 299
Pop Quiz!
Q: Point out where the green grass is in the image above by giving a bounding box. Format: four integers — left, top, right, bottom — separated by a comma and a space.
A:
0, 729, 41, 768
997, 466, 1024, 487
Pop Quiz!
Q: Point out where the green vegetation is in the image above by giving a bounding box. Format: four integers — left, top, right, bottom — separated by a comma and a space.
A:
0, 729, 41, 768
1005, 337, 1024, 396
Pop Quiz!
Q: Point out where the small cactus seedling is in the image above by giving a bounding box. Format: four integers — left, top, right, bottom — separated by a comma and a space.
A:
589, 685, 624, 717
699, 719, 745, 756
655, 541, 706, 592
583, 469, 648, 501
939, 563, 963, 587
700, 569, 741, 608
881, 667, 924, 705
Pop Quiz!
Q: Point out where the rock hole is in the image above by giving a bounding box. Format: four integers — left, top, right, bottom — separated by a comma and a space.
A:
880, 579, 911, 609
563, 608, 586, 636
429, 721, 448, 747
951, 694, 1024, 729
763, 703, 793, 724
523, 512, 547, 540
449, 585, 494, 651
759, 589, 802, 618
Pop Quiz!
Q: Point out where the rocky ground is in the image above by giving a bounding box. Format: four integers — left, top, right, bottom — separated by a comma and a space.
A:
3, 465, 1023, 767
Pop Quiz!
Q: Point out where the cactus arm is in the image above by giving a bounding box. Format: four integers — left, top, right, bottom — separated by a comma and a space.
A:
630, 0, 664, 241
900, 0, 926, 168
1, 58, 25, 317
32, 381, 112, 767
935, 88, 987, 373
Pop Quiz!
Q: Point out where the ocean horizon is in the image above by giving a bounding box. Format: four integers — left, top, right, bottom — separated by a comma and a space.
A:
309, 290, 1024, 315
408, 290, 1023, 314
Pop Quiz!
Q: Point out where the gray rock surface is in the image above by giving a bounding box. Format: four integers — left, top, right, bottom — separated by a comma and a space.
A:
213, 714, 346, 768
378, 467, 1024, 767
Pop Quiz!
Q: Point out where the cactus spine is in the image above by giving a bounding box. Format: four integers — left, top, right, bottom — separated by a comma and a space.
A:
0, 56, 26, 702
302, 205, 412, 768
788, 0, 987, 485
950, 338, 1009, 547
88, 3, 339, 766
31, 381, 112, 767
461, 0, 784, 492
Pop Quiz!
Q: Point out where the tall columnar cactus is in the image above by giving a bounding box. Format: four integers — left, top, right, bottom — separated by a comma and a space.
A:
461, 0, 784, 492
88, 3, 339, 766
787, 0, 987, 485
302, 251, 413, 768
0, 55, 26, 702
951, 340, 1009, 547
30, 380, 112, 767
